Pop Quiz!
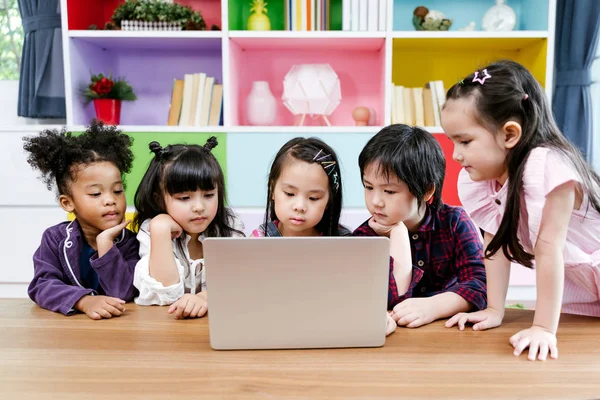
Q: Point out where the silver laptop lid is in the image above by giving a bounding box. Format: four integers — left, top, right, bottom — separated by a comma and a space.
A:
205, 237, 390, 350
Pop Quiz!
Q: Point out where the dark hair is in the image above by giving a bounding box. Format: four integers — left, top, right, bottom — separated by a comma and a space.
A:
22, 119, 134, 195
358, 124, 445, 210
264, 137, 344, 236
133, 137, 242, 237
446, 59, 600, 267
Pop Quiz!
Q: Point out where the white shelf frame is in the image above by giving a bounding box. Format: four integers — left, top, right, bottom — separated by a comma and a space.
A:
59, 0, 557, 132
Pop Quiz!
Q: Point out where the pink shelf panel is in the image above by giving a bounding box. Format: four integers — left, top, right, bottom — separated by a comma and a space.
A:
229, 37, 386, 127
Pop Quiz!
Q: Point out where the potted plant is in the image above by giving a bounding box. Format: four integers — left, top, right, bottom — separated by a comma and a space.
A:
83, 73, 137, 125
111, 0, 206, 31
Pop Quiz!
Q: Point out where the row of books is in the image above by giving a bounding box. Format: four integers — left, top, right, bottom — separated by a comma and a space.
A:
390, 81, 446, 127
342, 0, 386, 32
284, 0, 331, 31
167, 73, 224, 127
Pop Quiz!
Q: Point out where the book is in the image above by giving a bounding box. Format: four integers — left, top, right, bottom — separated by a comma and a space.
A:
394, 85, 405, 124
433, 80, 446, 114
422, 88, 435, 127
426, 81, 441, 126
390, 82, 396, 124
295, 0, 302, 31
358, 0, 367, 31
378, 0, 386, 31
167, 79, 184, 126
192, 72, 206, 126
208, 84, 224, 126
343, 0, 350, 30
403, 87, 415, 125
413, 87, 425, 127
188, 73, 200, 126
199, 76, 215, 126
367, 0, 378, 31
178, 73, 194, 126
285, 0, 291, 30
351, 0, 359, 31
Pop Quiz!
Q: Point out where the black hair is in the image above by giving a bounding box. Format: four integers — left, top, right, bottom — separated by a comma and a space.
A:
445, 59, 600, 267
133, 137, 242, 237
358, 124, 445, 210
22, 119, 134, 196
264, 137, 344, 236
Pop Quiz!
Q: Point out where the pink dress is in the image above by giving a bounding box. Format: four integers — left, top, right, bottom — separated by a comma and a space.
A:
458, 147, 600, 316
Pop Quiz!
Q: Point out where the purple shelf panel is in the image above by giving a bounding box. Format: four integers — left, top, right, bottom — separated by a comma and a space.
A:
69, 37, 223, 126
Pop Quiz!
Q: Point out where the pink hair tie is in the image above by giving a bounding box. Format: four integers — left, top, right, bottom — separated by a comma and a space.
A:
523, 94, 529, 100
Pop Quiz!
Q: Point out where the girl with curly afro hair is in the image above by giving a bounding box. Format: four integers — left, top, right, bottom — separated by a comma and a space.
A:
23, 120, 140, 319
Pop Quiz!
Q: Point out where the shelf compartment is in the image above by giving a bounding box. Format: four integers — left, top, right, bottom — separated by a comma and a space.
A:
228, 37, 386, 127
392, 37, 548, 90
66, 0, 223, 31
228, 0, 343, 31
68, 36, 223, 126
393, 0, 550, 31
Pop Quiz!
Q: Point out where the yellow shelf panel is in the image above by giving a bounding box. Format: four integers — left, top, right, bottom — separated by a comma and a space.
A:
392, 38, 548, 89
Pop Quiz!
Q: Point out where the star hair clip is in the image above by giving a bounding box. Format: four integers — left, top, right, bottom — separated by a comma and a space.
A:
472, 69, 492, 85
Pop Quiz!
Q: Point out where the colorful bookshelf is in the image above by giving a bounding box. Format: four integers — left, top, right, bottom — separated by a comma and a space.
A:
59, 0, 556, 209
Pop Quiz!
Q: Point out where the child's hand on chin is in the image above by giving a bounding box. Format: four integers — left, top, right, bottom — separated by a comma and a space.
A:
97, 219, 130, 244
150, 214, 183, 240
168, 293, 208, 319
368, 217, 407, 238
75, 295, 126, 320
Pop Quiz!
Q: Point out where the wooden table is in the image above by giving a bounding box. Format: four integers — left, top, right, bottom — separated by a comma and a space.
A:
1, 299, 599, 399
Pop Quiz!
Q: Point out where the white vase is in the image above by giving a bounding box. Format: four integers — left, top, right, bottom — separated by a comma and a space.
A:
482, 0, 516, 31
246, 81, 276, 125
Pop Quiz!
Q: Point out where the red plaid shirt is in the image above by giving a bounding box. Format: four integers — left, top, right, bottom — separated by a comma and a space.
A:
353, 203, 487, 310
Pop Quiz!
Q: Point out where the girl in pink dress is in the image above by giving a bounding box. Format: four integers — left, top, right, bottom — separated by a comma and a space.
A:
442, 60, 600, 362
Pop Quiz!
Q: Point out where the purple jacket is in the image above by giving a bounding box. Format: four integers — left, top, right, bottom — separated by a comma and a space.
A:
28, 219, 140, 315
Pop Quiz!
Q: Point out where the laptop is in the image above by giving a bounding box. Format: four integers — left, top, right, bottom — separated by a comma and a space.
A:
204, 237, 390, 350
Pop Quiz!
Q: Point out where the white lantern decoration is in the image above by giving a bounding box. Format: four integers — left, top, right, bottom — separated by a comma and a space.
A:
282, 64, 342, 126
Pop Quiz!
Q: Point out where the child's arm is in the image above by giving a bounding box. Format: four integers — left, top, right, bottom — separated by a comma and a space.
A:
28, 229, 102, 315
509, 182, 574, 361
388, 222, 412, 295
91, 226, 140, 302
148, 214, 183, 286
445, 231, 510, 330
354, 219, 424, 309
133, 218, 187, 306
168, 291, 208, 319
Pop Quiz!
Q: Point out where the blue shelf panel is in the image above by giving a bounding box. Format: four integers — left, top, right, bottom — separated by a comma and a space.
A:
393, 0, 549, 32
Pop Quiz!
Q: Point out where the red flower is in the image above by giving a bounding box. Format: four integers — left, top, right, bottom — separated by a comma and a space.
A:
91, 77, 114, 96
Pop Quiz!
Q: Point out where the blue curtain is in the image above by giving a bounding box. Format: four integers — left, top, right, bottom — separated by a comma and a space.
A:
17, 0, 65, 118
553, 0, 600, 161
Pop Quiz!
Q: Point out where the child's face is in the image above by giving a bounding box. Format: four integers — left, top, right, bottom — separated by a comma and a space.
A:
60, 161, 126, 234
441, 97, 509, 185
164, 188, 218, 235
272, 159, 330, 236
362, 163, 423, 231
